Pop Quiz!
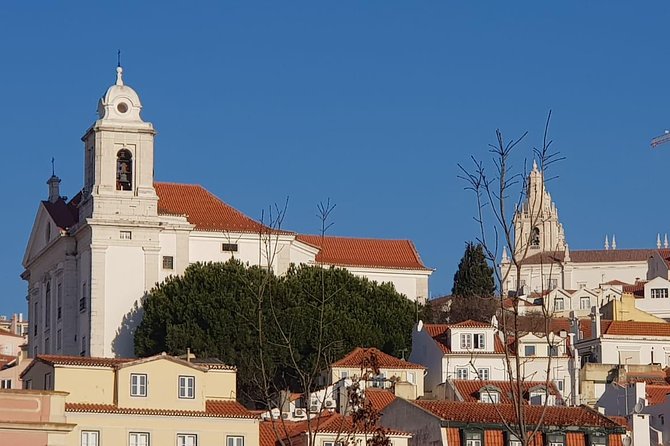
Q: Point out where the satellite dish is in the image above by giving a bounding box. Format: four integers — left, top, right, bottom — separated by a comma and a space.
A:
622, 435, 632, 446
634, 400, 644, 414
417, 320, 424, 332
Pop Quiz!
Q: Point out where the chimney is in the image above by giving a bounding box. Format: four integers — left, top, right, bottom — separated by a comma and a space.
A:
632, 413, 650, 446
591, 306, 601, 340
47, 174, 61, 203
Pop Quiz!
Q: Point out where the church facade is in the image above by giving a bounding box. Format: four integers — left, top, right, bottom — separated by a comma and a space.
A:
501, 162, 652, 297
22, 67, 432, 359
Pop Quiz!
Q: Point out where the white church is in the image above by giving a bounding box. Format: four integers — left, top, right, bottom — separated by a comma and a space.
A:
22, 67, 432, 359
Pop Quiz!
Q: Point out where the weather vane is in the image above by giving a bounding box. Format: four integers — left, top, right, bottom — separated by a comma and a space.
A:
117, 49, 121, 68
51, 157, 55, 176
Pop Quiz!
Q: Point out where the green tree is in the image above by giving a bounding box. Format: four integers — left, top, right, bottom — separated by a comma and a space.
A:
438, 242, 497, 323
134, 259, 424, 407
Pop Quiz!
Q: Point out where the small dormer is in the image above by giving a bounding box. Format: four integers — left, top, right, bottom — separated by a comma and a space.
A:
449, 321, 495, 353
478, 385, 501, 403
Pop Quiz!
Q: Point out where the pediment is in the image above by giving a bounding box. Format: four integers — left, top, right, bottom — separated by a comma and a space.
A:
23, 204, 57, 267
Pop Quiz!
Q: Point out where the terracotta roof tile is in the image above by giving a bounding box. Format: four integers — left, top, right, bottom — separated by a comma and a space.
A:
603, 280, 630, 286
296, 234, 428, 270
35, 355, 132, 367
446, 427, 460, 445
423, 324, 508, 355
449, 379, 562, 404
604, 321, 670, 337
155, 182, 280, 234
645, 385, 670, 405
414, 401, 621, 428
450, 320, 492, 328
42, 195, 80, 230
622, 371, 669, 386
485, 430, 504, 446
364, 388, 396, 412
331, 347, 424, 370
622, 281, 646, 297
566, 432, 586, 446
64, 400, 257, 419
280, 412, 410, 438
523, 249, 654, 265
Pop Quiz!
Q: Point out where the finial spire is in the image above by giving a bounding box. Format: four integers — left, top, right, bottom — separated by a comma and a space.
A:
532, 159, 538, 172
564, 243, 571, 262
658, 233, 662, 249
117, 49, 121, 68
611, 234, 616, 250
501, 246, 509, 262
604, 235, 609, 250
115, 50, 124, 86
665, 234, 669, 249
51, 157, 55, 177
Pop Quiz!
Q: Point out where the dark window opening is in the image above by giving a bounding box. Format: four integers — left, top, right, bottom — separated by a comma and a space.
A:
116, 149, 133, 191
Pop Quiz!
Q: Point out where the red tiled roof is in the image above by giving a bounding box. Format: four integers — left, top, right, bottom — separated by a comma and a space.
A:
485, 430, 504, 446
622, 281, 646, 297
603, 280, 630, 286
296, 234, 428, 270
623, 371, 669, 386
331, 347, 424, 370
414, 401, 621, 428
21, 355, 134, 379
450, 320, 492, 328
0, 354, 16, 368
65, 400, 257, 419
522, 249, 654, 265
603, 321, 670, 337
607, 415, 630, 429
0, 328, 26, 339
449, 379, 562, 404
364, 388, 396, 412
646, 385, 670, 405
42, 194, 80, 230
446, 427, 460, 445
155, 182, 279, 234
282, 412, 410, 438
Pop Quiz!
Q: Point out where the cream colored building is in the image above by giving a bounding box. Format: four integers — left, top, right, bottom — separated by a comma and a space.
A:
20, 353, 260, 446
22, 66, 432, 359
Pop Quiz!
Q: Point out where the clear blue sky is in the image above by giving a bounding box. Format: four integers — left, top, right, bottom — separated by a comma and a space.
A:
2, 2, 670, 315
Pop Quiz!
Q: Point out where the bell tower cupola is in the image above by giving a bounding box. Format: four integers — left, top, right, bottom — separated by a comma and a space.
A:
80, 65, 158, 220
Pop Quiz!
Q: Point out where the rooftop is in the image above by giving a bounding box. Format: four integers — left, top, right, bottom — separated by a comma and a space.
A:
331, 347, 424, 370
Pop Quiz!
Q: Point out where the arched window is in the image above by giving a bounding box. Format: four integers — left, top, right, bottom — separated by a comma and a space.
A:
116, 149, 133, 191
531, 227, 540, 247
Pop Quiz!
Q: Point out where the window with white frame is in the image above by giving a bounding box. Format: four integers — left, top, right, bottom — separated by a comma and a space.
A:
554, 298, 564, 311
546, 433, 565, 446
407, 371, 415, 384
120, 230, 132, 240
524, 345, 536, 357
477, 368, 490, 380
81, 431, 99, 446
465, 431, 483, 446
579, 296, 591, 310
129, 432, 149, 446
179, 375, 195, 399
323, 442, 344, 446
340, 371, 348, 380
479, 390, 499, 403
44, 372, 52, 390
556, 379, 564, 392
177, 434, 197, 446
0, 379, 11, 389
227, 436, 244, 446
547, 345, 559, 357
130, 373, 147, 397
473, 333, 486, 349
508, 434, 522, 446
651, 288, 669, 299
456, 367, 469, 379
460, 333, 472, 349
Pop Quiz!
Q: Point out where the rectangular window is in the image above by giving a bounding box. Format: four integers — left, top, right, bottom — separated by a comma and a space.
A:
0, 379, 11, 389
57, 283, 62, 320
179, 375, 195, 399
80, 336, 86, 356
465, 431, 483, 446
129, 432, 149, 446
323, 442, 343, 446
227, 436, 244, 446
44, 338, 50, 354
177, 434, 197, 446
547, 345, 559, 357
79, 282, 88, 312
546, 433, 565, 446
651, 288, 669, 299
162, 256, 174, 270
81, 431, 99, 446
477, 368, 490, 380
45, 284, 51, 328
407, 371, 415, 384
33, 301, 38, 336
456, 367, 469, 379
120, 230, 132, 240
578, 282, 587, 289
556, 379, 564, 392
24, 379, 32, 390
524, 345, 536, 357
57, 329, 62, 351
222, 243, 239, 252
480, 391, 499, 403
473, 333, 486, 349
44, 372, 52, 390
554, 298, 564, 311
460, 333, 472, 349
131, 373, 148, 397
548, 278, 558, 290
580, 296, 591, 310
340, 371, 348, 380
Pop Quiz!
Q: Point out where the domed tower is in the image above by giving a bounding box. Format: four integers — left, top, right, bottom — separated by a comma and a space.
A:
79, 65, 158, 220
512, 160, 566, 260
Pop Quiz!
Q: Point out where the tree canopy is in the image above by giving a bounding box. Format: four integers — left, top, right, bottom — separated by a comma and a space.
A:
134, 259, 425, 406
452, 242, 496, 298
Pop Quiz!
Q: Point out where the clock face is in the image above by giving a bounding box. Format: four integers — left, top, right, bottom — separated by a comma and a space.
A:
117, 102, 129, 114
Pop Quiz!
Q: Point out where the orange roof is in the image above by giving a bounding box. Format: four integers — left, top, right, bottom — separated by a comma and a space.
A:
623, 371, 669, 386
646, 385, 670, 405
622, 281, 646, 297
603, 321, 670, 337
331, 347, 424, 370
449, 379, 562, 404
65, 400, 257, 419
450, 320, 492, 328
364, 388, 396, 412
414, 401, 622, 428
523, 249, 654, 265
155, 182, 277, 233
0, 328, 26, 339
280, 412, 410, 438
296, 234, 428, 270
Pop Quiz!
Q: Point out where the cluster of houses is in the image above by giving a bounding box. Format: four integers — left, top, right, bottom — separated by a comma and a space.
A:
2, 66, 670, 445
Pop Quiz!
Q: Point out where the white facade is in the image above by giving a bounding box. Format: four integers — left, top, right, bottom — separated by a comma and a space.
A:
23, 67, 432, 359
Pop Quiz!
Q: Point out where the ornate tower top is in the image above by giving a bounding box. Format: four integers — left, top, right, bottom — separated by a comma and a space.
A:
96, 65, 146, 124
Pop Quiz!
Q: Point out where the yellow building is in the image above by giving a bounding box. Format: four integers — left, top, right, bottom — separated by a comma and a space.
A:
20, 353, 260, 446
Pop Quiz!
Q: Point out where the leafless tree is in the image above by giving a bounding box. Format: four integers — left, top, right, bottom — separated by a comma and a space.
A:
458, 111, 569, 445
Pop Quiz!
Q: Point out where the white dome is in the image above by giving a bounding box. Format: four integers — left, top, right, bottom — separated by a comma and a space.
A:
97, 66, 144, 122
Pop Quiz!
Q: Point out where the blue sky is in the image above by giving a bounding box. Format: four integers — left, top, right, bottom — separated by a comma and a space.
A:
1, 2, 669, 315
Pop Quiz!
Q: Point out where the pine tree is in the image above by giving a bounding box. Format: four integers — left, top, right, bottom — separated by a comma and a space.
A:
452, 242, 495, 298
